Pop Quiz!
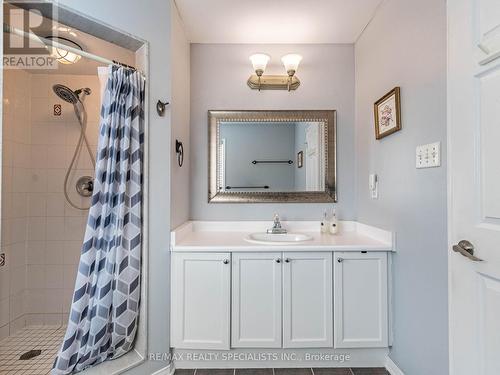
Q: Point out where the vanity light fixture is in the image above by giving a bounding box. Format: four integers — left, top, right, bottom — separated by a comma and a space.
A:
247, 53, 302, 91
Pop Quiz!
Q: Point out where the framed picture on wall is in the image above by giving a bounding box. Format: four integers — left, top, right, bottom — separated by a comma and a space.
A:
374, 87, 401, 139
297, 151, 304, 168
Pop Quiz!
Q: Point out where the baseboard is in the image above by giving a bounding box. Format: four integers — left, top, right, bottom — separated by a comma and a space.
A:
386, 356, 404, 375
151, 363, 175, 375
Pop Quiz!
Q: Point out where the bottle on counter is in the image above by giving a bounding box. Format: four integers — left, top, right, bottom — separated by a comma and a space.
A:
320, 210, 329, 233
329, 207, 339, 235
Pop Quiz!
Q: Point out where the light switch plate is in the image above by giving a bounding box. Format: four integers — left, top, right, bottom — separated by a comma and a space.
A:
369, 173, 378, 199
416, 142, 441, 168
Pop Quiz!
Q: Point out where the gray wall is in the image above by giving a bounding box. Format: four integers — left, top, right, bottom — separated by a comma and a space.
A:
171, 4, 191, 229
354, 1, 448, 374
57, 1, 174, 373
220, 123, 295, 191
190, 44, 355, 221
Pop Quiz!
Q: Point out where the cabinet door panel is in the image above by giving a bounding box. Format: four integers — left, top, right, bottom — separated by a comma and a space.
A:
283, 252, 333, 348
334, 251, 388, 348
232, 252, 282, 347
171, 253, 230, 349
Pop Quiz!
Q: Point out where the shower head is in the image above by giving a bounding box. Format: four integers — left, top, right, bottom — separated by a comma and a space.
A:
52, 84, 78, 104
52, 84, 91, 104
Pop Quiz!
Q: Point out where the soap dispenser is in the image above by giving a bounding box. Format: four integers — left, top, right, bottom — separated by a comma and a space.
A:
329, 207, 339, 235
320, 210, 329, 233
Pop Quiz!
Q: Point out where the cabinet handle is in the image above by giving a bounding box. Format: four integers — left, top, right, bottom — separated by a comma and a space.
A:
337, 257, 343, 263
275, 258, 281, 263
285, 258, 291, 263
223, 259, 229, 264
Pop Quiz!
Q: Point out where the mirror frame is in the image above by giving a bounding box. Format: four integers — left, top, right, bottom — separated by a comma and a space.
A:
208, 110, 337, 203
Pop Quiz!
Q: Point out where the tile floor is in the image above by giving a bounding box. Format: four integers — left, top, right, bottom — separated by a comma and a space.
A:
0, 329, 390, 375
0, 326, 66, 375
174, 368, 390, 375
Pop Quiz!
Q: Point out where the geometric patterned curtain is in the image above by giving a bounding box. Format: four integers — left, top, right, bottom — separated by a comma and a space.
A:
52, 66, 145, 374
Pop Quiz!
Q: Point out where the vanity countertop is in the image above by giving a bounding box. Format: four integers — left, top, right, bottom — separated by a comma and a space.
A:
171, 221, 394, 252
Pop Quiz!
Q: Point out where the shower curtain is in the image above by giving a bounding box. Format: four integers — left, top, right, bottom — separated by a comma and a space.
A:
52, 66, 145, 374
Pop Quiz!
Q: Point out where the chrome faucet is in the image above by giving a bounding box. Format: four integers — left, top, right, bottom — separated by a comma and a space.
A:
267, 213, 287, 234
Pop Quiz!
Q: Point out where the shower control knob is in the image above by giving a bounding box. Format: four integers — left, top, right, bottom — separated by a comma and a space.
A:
76, 176, 94, 197
223, 259, 229, 264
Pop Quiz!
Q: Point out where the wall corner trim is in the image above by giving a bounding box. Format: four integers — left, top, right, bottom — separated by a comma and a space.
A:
386, 356, 405, 375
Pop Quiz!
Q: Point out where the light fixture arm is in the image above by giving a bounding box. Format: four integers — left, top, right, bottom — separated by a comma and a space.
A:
286, 69, 296, 92
255, 69, 264, 91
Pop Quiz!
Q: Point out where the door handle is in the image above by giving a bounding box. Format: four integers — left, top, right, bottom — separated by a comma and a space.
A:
452, 240, 483, 262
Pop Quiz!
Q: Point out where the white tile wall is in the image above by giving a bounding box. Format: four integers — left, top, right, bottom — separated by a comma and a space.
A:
23, 73, 100, 326
2, 71, 101, 335
2, 69, 31, 336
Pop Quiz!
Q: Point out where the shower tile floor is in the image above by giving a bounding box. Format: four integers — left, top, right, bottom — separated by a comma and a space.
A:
0, 326, 66, 374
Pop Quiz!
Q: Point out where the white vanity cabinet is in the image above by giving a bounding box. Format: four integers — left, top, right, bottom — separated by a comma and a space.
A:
333, 251, 388, 348
283, 252, 333, 348
231, 251, 333, 348
171, 250, 389, 350
171, 252, 231, 349
231, 252, 282, 348
170, 221, 394, 358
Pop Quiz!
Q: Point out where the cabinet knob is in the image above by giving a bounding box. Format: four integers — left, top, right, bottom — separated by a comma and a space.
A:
223, 259, 229, 264
285, 258, 290, 263
337, 257, 343, 263
276, 258, 281, 263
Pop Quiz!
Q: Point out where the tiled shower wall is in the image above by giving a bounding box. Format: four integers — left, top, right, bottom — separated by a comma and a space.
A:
1, 71, 101, 338
1, 70, 31, 340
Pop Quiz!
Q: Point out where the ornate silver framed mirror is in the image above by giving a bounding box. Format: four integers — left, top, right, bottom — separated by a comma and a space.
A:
208, 110, 337, 203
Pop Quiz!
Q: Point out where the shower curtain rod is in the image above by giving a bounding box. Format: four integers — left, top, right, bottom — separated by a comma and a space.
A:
3, 23, 136, 70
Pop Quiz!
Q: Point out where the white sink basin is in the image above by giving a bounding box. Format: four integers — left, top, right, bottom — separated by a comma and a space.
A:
244, 232, 313, 245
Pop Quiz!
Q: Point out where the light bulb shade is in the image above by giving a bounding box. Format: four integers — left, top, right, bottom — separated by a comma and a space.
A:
51, 47, 82, 64
46, 36, 83, 65
281, 54, 302, 74
249, 53, 270, 73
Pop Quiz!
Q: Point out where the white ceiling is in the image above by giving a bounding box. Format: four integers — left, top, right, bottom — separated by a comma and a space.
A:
175, 0, 384, 44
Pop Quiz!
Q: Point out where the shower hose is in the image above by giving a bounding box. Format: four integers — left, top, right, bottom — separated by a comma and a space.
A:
65, 93, 96, 210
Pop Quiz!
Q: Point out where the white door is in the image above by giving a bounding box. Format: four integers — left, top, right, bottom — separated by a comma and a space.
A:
333, 252, 388, 348
283, 252, 333, 348
304, 123, 324, 191
448, 1, 500, 374
232, 252, 282, 348
170, 253, 231, 349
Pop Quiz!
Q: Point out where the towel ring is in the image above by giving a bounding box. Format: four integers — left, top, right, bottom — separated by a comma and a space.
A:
175, 140, 184, 167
